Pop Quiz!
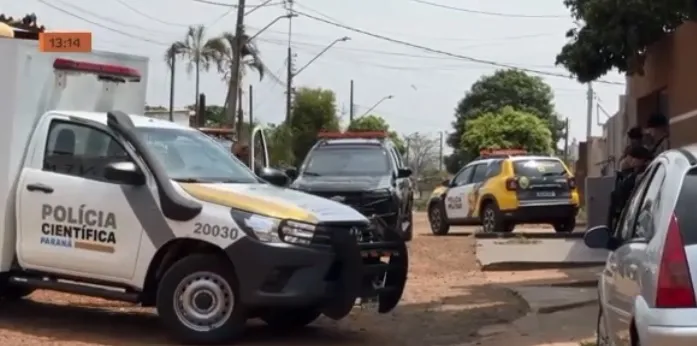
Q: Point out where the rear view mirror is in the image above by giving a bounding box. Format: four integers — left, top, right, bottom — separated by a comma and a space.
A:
104, 161, 145, 185
258, 167, 290, 187
584, 225, 611, 249
441, 179, 450, 187
285, 167, 298, 180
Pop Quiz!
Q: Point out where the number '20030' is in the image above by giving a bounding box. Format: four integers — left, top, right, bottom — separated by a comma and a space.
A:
193, 223, 239, 239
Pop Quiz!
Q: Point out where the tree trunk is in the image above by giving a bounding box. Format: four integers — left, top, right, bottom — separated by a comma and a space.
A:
225, 62, 237, 130
195, 59, 201, 126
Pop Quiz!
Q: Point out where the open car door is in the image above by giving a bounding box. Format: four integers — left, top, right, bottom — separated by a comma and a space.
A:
250, 125, 269, 169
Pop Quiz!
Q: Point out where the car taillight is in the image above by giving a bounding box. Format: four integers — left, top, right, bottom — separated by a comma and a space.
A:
505, 177, 517, 190
656, 213, 696, 308
568, 177, 576, 189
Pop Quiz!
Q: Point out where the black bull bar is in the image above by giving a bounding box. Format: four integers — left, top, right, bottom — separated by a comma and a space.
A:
320, 217, 409, 319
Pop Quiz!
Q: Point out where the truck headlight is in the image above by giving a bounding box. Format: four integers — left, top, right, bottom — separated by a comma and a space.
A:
231, 209, 281, 243
279, 220, 316, 245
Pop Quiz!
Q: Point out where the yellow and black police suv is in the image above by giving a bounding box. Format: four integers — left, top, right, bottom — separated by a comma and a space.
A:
428, 149, 580, 234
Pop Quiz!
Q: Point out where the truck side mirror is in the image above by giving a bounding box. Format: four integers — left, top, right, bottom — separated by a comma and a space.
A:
397, 168, 412, 178
285, 167, 298, 180
105, 161, 145, 185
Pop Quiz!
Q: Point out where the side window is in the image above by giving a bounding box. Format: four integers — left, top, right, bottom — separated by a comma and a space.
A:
453, 166, 474, 186
486, 160, 502, 178
471, 164, 489, 183
615, 165, 659, 240
44, 120, 132, 183
389, 146, 403, 168
634, 165, 666, 240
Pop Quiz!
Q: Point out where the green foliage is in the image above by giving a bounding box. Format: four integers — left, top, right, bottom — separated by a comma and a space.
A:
445, 69, 562, 173
556, 0, 692, 82
348, 115, 406, 154
461, 107, 553, 157
266, 123, 295, 167
289, 87, 340, 166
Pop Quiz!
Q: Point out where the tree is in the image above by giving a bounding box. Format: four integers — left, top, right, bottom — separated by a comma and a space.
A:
348, 115, 406, 154
266, 123, 295, 167
208, 31, 265, 132
556, 0, 691, 82
403, 132, 439, 178
289, 87, 340, 166
165, 25, 221, 124
460, 107, 553, 158
445, 69, 562, 173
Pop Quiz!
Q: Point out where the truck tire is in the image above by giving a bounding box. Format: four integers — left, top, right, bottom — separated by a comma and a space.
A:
260, 307, 321, 330
156, 254, 246, 345
481, 202, 505, 233
428, 202, 450, 235
2, 286, 35, 300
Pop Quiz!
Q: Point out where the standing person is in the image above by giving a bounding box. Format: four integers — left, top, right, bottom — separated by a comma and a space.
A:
607, 145, 652, 229
618, 126, 644, 174
645, 112, 670, 156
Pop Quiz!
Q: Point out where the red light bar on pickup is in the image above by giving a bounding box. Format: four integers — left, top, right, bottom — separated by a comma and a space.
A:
479, 148, 527, 157
53, 58, 141, 82
317, 131, 387, 139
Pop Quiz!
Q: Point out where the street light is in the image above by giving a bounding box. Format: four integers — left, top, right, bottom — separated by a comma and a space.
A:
294, 36, 350, 76
360, 95, 394, 117
248, 14, 296, 41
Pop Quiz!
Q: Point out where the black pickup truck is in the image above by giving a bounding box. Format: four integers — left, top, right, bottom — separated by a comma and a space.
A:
288, 132, 414, 241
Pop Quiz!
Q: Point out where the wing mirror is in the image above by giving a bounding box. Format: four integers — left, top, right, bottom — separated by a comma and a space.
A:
397, 168, 412, 178
258, 167, 290, 187
104, 161, 145, 185
441, 179, 450, 187
285, 167, 298, 180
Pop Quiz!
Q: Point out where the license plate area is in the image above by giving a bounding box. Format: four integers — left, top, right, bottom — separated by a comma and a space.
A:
536, 191, 555, 197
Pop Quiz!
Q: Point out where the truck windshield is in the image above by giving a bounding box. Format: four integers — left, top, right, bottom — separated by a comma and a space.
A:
512, 159, 567, 177
302, 146, 391, 176
137, 127, 258, 183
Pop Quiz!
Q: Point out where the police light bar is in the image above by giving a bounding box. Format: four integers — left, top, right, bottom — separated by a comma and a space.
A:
317, 131, 387, 139
479, 148, 527, 157
53, 58, 141, 82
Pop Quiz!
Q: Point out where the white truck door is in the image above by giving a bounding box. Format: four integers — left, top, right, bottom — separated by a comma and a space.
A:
444, 165, 475, 219
16, 116, 144, 282
250, 126, 269, 169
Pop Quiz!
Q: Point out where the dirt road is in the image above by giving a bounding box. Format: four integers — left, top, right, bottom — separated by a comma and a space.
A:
0, 214, 529, 345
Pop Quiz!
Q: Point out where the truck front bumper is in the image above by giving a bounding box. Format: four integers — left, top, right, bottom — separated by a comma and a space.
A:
224, 224, 408, 319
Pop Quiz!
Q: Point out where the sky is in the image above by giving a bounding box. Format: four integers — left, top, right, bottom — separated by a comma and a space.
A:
2, 0, 625, 149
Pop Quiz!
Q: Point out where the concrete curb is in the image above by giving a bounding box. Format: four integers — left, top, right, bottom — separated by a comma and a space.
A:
504, 285, 598, 315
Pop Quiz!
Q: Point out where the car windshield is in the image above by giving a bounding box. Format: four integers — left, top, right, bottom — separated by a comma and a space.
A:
512, 159, 567, 177
137, 127, 258, 183
302, 146, 392, 176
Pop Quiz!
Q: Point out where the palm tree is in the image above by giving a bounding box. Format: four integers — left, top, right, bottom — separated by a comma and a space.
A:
209, 31, 265, 132
165, 25, 223, 126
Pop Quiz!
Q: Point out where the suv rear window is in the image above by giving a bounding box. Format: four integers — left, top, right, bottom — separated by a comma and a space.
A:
675, 167, 697, 245
512, 159, 566, 177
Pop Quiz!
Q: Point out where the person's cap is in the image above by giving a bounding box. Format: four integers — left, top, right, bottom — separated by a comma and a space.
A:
647, 112, 669, 128
627, 126, 643, 140
627, 145, 652, 160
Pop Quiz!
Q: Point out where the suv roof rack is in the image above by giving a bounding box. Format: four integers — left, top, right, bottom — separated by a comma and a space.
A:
317, 131, 387, 140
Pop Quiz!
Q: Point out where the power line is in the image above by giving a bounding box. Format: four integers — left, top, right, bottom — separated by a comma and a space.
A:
410, 0, 568, 19
113, 0, 191, 27
291, 9, 624, 86
259, 37, 561, 69
52, 0, 178, 36
190, 0, 282, 7
37, 0, 170, 45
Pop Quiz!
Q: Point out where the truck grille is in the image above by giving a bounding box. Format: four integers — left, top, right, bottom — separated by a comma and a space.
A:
309, 191, 397, 229
311, 223, 375, 247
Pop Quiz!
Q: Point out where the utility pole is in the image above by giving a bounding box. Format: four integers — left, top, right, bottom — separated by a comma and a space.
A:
586, 82, 593, 141
236, 87, 243, 139
248, 84, 253, 140
349, 80, 354, 122
226, 0, 247, 129
563, 118, 570, 163
168, 53, 175, 122
439, 131, 444, 171
284, 0, 294, 123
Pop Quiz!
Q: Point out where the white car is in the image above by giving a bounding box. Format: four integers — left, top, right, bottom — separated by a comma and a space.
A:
585, 147, 697, 346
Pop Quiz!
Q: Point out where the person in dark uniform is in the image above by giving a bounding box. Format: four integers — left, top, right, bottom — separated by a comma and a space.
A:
645, 112, 670, 156
618, 126, 644, 174
607, 145, 652, 229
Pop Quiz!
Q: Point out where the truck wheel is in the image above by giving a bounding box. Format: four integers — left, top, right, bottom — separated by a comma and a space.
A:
481, 202, 504, 233
2, 286, 35, 300
260, 307, 321, 330
156, 254, 246, 345
428, 203, 450, 235
553, 217, 576, 233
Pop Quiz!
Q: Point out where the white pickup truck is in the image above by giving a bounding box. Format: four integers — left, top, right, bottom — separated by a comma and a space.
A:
0, 33, 408, 344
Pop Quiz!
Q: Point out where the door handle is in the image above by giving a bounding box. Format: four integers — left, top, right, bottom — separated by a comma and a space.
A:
26, 183, 53, 194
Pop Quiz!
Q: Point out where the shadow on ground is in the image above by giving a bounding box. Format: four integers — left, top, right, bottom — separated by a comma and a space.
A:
0, 283, 529, 345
